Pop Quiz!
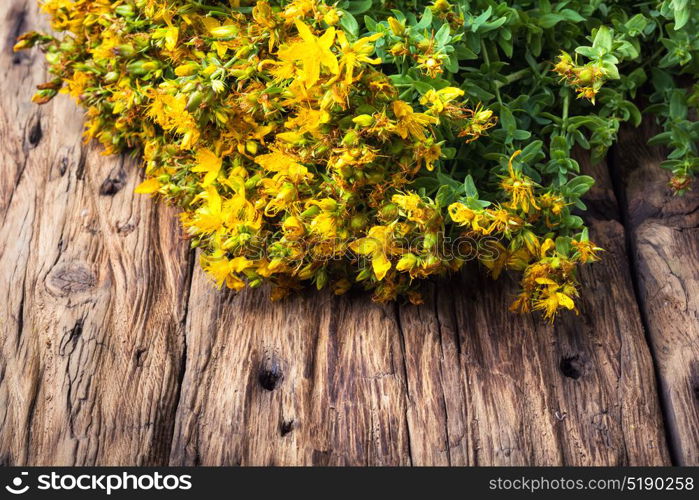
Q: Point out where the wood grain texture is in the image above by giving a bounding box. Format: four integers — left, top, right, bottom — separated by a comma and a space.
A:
0, 0, 693, 466
0, 0, 191, 465
614, 123, 699, 465
169, 277, 412, 465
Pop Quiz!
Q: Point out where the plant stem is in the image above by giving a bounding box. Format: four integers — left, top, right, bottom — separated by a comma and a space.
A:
481, 40, 502, 106
562, 89, 570, 128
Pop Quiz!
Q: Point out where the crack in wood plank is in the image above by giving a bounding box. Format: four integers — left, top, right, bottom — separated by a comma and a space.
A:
611, 119, 699, 465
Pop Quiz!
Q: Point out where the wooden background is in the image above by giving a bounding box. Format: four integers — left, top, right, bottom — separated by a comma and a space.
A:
1, 1, 698, 466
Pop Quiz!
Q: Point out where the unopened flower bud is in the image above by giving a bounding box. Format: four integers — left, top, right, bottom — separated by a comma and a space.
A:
115, 4, 135, 17
352, 114, 374, 127
387, 17, 405, 36
175, 63, 199, 77
324, 9, 341, 26
342, 130, 359, 146
209, 25, 239, 39
379, 203, 399, 220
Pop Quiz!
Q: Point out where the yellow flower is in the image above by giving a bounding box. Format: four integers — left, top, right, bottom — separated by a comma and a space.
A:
419, 87, 465, 115
309, 212, 338, 238
284, 107, 330, 137
282, 0, 317, 20
62, 71, 92, 100
392, 101, 439, 140
571, 239, 602, 263
485, 207, 522, 235
532, 278, 577, 322
396, 253, 418, 272
282, 216, 305, 239
538, 192, 567, 215
323, 8, 341, 26
392, 192, 433, 224
501, 150, 539, 213
416, 54, 445, 78
197, 186, 226, 231
202, 255, 252, 289
413, 140, 442, 171
336, 31, 382, 83
349, 225, 394, 280
191, 148, 223, 187
448, 202, 476, 225
459, 104, 497, 142
263, 181, 297, 216
152, 26, 179, 51
175, 62, 199, 76
147, 92, 199, 146
255, 151, 312, 183
277, 21, 339, 87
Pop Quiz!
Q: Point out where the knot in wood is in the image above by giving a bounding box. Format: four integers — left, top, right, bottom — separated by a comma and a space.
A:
560, 354, 589, 380
258, 354, 284, 391
99, 168, 127, 196
46, 262, 97, 296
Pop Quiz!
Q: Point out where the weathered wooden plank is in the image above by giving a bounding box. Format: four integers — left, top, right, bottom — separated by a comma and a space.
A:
0, 0, 191, 465
169, 272, 412, 465
0, 0, 676, 466
615, 123, 699, 465
397, 222, 669, 465
169, 154, 670, 466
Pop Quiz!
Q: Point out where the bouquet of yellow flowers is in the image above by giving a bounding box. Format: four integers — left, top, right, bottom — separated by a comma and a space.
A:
17, 0, 698, 320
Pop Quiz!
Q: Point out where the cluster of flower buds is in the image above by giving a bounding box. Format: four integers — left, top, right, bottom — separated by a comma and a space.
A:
18, 0, 601, 320
553, 52, 608, 103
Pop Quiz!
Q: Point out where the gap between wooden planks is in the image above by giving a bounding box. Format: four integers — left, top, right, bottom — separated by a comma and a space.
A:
0, 0, 696, 466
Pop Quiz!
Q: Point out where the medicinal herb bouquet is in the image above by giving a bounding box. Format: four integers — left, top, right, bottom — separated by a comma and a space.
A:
17, 0, 699, 321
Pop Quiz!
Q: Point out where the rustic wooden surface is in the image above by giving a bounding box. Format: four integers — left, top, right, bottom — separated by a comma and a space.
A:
1, 0, 697, 466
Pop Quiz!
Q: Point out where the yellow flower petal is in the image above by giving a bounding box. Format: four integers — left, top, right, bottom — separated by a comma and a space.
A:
134, 177, 161, 194
349, 237, 378, 255
192, 148, 222, 187
556, 292, 576, 310
372, 253, 391, 281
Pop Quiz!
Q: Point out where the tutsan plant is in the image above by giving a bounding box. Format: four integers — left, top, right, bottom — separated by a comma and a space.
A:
16, 0, 699, 321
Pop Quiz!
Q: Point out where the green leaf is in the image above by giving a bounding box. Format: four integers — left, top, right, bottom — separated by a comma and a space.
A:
413, 7, 433, 30
592, 26, 613, 52
560, 9, 585, 23
566, 175, 595, 196
444, 54, 459, 73
574, 46, 597, 59
340, 11, 359, 37
512, 129, 531, 140
412, 80, 434, 94
539, 14, 564, 29
463, 175, 478, 198
410, 176, 441, 193
499, 106, 516, 133
674, 6, 690, 30
625, 14, 648, 35
346, 0, 373, 15
519, 140, 544, 162
435, 184, 457, 207
434, 23, 451, 46
437, 171, 462, 189
363, 15, 377, 31
454, 45, 478, 60
473, 6, 493, 28
669, 90, 688, 119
